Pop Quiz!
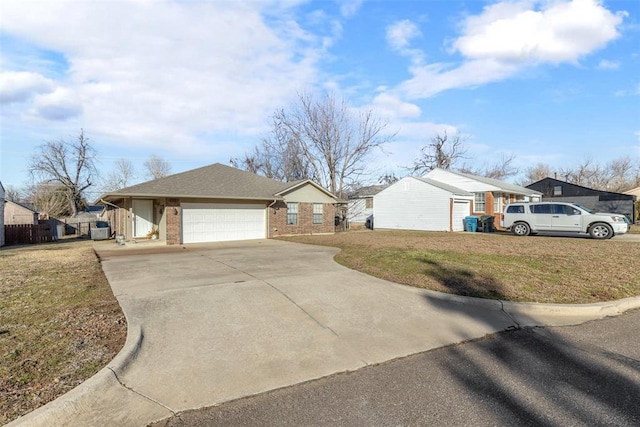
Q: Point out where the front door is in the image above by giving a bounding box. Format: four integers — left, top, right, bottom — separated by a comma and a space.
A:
133, 199, 154, 238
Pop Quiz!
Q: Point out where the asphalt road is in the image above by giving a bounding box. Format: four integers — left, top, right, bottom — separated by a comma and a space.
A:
155, 309, 640, 427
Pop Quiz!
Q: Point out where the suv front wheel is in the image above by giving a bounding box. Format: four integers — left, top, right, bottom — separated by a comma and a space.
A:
589, 223, 613, 240
512, 222, 530, 236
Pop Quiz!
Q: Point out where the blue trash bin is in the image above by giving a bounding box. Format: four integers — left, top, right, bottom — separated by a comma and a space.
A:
464, 216, 478, 232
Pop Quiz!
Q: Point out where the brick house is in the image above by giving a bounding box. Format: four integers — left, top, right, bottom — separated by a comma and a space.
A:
97, 163, 338, 245
424, 169, 542, 228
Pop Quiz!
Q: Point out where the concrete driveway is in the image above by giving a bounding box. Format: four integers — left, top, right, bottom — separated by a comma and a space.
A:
12, 239, 640, 427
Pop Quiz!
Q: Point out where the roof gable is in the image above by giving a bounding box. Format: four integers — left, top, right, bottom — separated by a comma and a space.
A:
415, 177, 472, 195
5, 200, 38, 213
426, 168, 541, 196
99, 163, 335, 202
528, 177, 636, 198
377, 176, 472, 197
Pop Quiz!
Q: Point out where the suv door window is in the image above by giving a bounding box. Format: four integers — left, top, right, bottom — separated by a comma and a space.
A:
551, 204, 581, 232
529, 204, 552, 229
531, 204, 552, 214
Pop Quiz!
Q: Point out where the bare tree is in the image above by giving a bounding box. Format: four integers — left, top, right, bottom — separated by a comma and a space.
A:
237, 92, 394, 198
411, 131, 467, 175
144, 155, 171, 180
458, 154, 518, 181
602, 156, 635, 192
26, 183, 70, 218
516, 163, 555, 186
103, 158, 135, 191
560, 157, 598, 187
3, 185, 23, 202
378, 172, 400, 185
232, 117, 314, 183
28, 129, 96, 216
481, 154, 519, 180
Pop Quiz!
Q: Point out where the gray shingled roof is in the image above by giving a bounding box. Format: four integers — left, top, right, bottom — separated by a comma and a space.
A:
430, 168, 542, 196
99, 163, 312, 201
347, 184, 389, 199
415, 177, 473, 195
456, 172, 542, 195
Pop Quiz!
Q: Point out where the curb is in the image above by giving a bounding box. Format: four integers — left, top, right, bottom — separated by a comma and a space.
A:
501, 296, 640, 326
410, 284, 640, 327
6, 321, 143, 426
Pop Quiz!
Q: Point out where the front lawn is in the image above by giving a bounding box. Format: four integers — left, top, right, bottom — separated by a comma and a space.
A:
0, 240, 126, 425
280, 230, 640, 304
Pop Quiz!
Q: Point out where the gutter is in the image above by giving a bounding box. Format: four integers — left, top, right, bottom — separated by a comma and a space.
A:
99, 199, 120, 209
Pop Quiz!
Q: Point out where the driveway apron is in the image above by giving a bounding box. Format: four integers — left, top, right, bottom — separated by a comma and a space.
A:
13, 239, 520, 426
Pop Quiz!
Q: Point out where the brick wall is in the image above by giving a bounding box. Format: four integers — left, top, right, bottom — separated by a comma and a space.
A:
269, 201, 335, 237
166, 198, 181, 245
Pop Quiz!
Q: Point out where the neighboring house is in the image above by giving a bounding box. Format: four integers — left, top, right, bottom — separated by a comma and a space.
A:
347, 184, 387, 226
374, 176, 473, 232
3, 200, 39, 225
425, 169, 542, 226
527, 177, 637, 223
0, 181, 5, 247
85, 205, 106, 217
97, 163, 338, 245
624, 186, 640, 199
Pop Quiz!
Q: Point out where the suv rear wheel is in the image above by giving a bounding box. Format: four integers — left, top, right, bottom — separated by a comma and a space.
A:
512, 222, 530, 236
589, 223, 613, 239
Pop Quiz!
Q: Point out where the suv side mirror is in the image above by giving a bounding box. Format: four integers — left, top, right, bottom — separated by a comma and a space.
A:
572, 209, 581, 215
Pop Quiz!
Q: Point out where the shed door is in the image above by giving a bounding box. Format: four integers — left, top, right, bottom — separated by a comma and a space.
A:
181, 203, 266, 243
452, 200, 469, 232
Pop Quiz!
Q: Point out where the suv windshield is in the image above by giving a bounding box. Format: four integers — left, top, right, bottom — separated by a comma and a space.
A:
572, 204, 595, 214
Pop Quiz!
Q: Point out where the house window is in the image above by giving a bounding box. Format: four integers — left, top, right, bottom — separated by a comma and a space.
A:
313, 203, 323, 224
474, 193, 486, 212
493, 192, 502, 213
287, 202, 298, 225
365, 198, 373, 209
553, 185, 562, 196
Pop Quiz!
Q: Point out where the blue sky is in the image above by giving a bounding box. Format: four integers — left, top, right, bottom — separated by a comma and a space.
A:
1, 0, 638, 198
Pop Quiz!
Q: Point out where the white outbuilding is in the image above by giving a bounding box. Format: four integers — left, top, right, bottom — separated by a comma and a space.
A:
374, 176, 473, 232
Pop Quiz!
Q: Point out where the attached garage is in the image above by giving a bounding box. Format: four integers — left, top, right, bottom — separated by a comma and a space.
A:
182, 203, 266, 243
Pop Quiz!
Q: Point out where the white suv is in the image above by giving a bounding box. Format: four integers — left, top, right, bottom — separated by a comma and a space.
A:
500, 202, 629, 239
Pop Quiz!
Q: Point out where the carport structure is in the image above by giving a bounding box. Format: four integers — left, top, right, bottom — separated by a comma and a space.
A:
97, 163, 337, 245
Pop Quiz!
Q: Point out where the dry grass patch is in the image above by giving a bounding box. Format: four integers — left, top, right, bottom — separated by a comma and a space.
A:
280, 230, 640, 304
0, 239, 126, 425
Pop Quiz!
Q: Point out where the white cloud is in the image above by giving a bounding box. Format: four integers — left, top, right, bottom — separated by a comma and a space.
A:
0, 71, 54, 104
370, 93, 421, 120
393, 0, 626, 100
0, 0, 329, 153
452, 0, 625, 64
387, 20, 421, 52
31, 87, 83, 121
339, 0, 364, 17
399, 59, 519, 99
597, 59, 620, 70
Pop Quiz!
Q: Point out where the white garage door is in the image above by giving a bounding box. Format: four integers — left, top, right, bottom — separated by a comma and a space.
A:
452, 200, 470, 232
182, 203, 266, 243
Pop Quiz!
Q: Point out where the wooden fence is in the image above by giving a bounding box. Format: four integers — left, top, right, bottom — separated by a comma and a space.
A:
4, 223, 54, 245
